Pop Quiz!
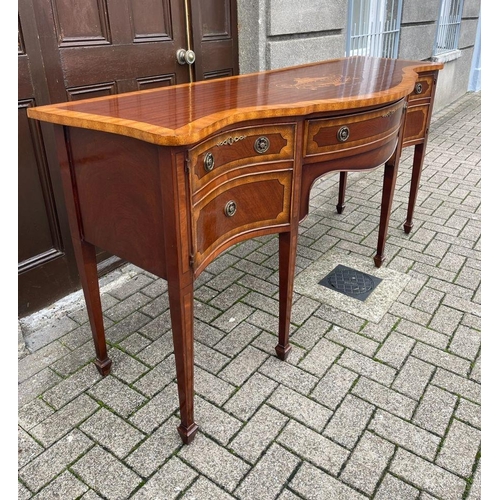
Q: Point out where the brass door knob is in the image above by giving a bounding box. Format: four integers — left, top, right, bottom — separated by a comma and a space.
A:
177, 49, 196, 65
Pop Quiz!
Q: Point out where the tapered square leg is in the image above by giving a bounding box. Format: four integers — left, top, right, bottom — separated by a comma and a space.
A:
78, 240, 111, 375
374, 101, 408, 267
336, 172, 348, 214
276, 231, 297, 361
404, 143, 425, 234
55, 126, 111, 376
374, 160, 399, 268
94, 357, 112, 376
177, 423, 199, 445
168, 280, 199, 444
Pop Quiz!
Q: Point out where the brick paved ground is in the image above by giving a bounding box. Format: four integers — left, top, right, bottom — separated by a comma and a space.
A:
18, 91, 481, 499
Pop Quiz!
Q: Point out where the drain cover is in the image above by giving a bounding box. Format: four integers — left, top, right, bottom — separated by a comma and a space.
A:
319, 264, 382, 302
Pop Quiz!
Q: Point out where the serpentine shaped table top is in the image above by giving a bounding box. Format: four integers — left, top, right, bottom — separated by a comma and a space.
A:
27, 56, 442, 145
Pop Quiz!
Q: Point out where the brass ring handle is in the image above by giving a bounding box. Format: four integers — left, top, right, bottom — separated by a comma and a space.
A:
204, 152, 215, 172
224, 200, 237, 217
415, 82, 423, 94
254, 136, 270, 154
337, 126, 350, 142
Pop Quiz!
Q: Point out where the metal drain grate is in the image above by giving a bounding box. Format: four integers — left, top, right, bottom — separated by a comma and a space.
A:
319, 264, 382, 302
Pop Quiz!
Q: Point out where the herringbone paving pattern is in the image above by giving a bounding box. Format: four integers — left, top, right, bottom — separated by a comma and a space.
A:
18, 91, 481, 499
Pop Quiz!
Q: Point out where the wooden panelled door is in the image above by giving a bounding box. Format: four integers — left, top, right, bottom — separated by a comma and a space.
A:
18, 0, 239, 316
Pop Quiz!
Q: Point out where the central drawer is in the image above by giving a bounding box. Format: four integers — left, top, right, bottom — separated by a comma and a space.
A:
192, 170, 292, 270
188, 124, 295, 193
304, 99, 405, 162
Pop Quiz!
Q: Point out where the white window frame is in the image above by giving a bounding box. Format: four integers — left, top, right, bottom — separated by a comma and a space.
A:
433, 0, 465, 59
346, 0, 403, 58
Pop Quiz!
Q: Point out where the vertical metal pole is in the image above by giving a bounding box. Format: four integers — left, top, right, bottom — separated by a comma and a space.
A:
394, 0, 402, 58
346, 0, 354, 55
183, 0, 194, 82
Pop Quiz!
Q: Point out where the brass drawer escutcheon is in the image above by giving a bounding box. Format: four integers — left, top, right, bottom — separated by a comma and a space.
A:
204, 152, 215, 172
254, 136, 270, 154
337, 126, 350, 142
224, 200, 237, 217
415, 83, 423, 94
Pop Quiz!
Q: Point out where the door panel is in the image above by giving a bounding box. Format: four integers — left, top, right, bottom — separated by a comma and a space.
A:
18, 4, 80, 315
130, 0, 175, 41
59, 44, 183, 90
18, 101, 62, 264
18, 0, 239, 316
48, 0, 189, 92
190, 0, 239, 80
51, 0, 112, 46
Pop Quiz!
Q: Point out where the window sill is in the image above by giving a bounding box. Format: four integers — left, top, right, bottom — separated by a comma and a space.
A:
431, 49, 462, 63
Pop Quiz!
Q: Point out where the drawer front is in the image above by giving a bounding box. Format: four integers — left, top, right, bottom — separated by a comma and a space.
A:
304, 99, 405, 160
189, 124, 295, 192
192, 171, 292, 268
408, 74, 435, 102
403, 103, 430, 146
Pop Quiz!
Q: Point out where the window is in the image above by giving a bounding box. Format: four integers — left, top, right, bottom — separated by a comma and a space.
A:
433, 0, 464, 57
346, 0, 403, 58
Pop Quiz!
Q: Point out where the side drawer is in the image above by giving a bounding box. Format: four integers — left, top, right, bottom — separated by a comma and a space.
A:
304, 99, 405, 161
408, 73, 435, 102
192, 170, 292, 268
188, 124, 295, 192
403, 103, 430, 146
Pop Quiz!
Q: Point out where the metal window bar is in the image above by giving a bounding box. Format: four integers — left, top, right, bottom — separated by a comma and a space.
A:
434, 0, 464, 55
346, 0, 402, 58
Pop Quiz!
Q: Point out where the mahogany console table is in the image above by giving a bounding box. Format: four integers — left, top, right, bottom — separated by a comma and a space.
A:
28, 56, 442, 444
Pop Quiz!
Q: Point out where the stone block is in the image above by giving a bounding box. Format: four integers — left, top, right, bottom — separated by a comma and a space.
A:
369, 410, 440, 460
19, 430, 93, 493
339, 349, 396, 385
341, 432, 395, 495
79, 408, 145, 459
267, 385, 332, 432
178, 434, 250, 491
374, 473, 419, 500
268, 35, 345, 70
323, 394, 374, 448
436, 419, 481, 477
290, 462, 366, 499
269, 0, 346, 35
390, 448, 466, 500
235, 443, 300, 499
311, 363, 357, 410
398, 24, 436, 60
462, 0, 481, 18
183, 476, 234, 500
259, 356, 318, 395
352, 377, 417, 419
402, 0, 440, 24
230, 404, 287, 463
126, 416, 182, 477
